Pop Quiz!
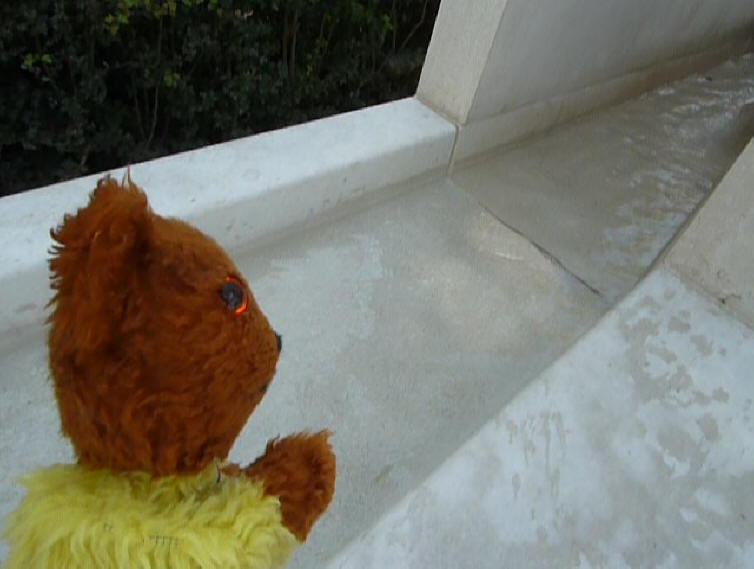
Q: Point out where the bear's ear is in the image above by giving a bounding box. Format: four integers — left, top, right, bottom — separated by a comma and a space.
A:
49, 175, 152, 352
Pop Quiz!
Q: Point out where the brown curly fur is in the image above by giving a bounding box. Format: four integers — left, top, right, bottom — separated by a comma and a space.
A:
48, 175, 335, 540
243, 431, 336, 540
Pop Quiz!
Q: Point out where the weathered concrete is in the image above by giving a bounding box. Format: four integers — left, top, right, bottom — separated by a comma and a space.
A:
666, 137, 754, 329
328, 269, 754, 568
452, 55, 754, 304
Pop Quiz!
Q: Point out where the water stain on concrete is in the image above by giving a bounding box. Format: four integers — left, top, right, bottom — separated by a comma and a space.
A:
512, 473, 521, 499
690, 334, 714, 356
696, 414, 719, 441
668, 315, 691, 333
14, 303, 36, 314
373, 464, 393, 485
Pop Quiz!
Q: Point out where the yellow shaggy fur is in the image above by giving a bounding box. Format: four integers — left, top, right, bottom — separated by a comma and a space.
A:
2, 461, 298, 569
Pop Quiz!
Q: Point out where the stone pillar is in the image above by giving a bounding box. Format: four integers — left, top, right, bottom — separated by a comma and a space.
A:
417, 0, 754, 163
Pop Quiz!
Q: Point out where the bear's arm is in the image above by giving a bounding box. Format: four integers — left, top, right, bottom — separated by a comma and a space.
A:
225, 431, 335, 541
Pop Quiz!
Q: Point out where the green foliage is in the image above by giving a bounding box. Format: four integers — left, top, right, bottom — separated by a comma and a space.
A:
0, 0, 439, 195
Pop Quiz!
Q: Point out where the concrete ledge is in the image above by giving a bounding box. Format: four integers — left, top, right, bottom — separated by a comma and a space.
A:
327, 269, 754, 568
0, 98, 455, 333
451, 37, 753, 164
666, 137, 754, 329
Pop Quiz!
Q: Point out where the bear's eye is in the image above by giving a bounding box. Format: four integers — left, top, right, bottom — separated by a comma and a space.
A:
221, 276, 248, 316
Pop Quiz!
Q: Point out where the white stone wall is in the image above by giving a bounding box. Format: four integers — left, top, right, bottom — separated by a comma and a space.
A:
418, 0, 754, 158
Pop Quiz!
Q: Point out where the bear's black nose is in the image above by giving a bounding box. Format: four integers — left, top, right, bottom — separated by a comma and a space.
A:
274, 332, 282, 353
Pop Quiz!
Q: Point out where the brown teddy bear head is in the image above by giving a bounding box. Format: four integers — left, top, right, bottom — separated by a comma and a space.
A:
48, 176, 280, 476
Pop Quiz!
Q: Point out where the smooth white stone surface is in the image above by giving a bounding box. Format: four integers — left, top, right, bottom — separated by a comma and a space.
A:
467, 0, 754, 121
328, 269, 754, 569
419, 0, 753, 158
416, 0, 509, 124
452, 39, 753, 162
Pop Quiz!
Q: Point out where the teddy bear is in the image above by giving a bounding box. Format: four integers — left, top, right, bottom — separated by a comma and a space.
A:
2, 175, 336, 569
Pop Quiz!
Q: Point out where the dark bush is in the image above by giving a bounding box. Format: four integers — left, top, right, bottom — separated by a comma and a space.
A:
0, 0, 440, 196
